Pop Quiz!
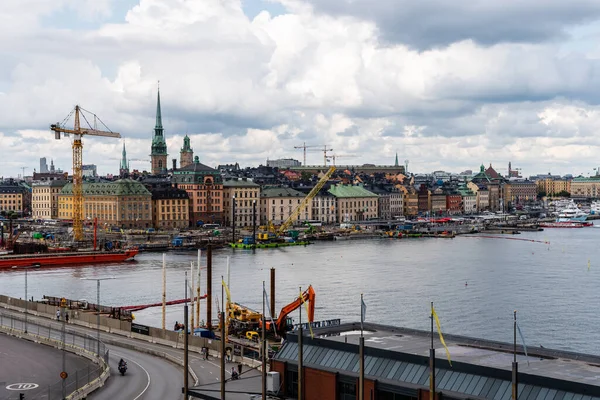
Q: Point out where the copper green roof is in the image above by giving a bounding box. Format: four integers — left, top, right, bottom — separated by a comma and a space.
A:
60, 179, 151, 196
261, 188, 304, 198
328, 184, 377, 198
572, 176, 600, 182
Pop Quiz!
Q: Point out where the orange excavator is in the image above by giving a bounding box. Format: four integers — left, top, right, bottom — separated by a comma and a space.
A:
262, 285, 315, 336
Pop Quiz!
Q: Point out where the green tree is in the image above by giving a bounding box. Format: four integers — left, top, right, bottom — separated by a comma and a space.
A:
301, 171, 312, 183
556, 190, 571, 198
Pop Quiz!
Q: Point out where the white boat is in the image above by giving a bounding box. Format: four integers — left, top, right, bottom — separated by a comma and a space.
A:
591, 201, 600, 215
557, 202, 588, 222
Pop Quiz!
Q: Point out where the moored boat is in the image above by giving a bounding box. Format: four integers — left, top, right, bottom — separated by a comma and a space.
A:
0, 248, 139, 269
539, 222, 585, 228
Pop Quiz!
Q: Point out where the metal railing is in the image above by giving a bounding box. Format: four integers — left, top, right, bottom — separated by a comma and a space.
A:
0, 312, 108, 400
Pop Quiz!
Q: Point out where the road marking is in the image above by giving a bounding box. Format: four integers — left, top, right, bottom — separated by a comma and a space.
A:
6, 383, 39, 390
112, 351, 151, 400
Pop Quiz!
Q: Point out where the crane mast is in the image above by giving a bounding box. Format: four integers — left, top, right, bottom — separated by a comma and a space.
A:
277, 166, 336, 235
50, 105, 121, 241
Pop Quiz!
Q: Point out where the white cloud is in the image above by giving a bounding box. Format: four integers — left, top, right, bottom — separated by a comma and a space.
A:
2, 0, 600, 177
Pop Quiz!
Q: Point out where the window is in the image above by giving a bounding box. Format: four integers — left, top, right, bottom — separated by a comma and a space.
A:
338, 381, 356, 400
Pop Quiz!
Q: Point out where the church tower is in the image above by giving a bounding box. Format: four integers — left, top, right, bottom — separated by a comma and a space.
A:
120, 142, 130, 178
180, 135, 194, 168
150, 87, 168, 175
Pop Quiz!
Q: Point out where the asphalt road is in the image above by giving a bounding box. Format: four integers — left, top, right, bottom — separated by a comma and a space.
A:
0, 333, 93, 400
89, 345, 184, 400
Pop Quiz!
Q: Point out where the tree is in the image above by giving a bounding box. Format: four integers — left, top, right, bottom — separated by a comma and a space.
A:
300, 171, 312, 183
556, 190, 571, 198
537, 191, 546, 199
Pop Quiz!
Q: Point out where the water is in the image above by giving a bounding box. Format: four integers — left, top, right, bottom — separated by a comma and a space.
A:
1, 226, 599, 355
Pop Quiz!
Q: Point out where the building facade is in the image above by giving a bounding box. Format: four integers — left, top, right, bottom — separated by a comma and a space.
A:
266, 158, 301, 168
430, 189, 447, 215
223, 178, 260, 228
467, 181, 490, 212
150, 88, 168, 175
151, 187, 189, 229
0, 184, 27, 215
173, 157, 223, 225
503, 178, 537, 206
417, 185, 430, 215
536, 178, 571, 196
328, 184, 378, 222
458, 186, 477, 214
311, 193, 337, 224
32, 180, 67, 219
260, 187, 308, 225
445, 193, 462, 215
58, 179, 152, 229
401, 188, 418, 217
570, 176, 600, 199
180, 135, 194, 169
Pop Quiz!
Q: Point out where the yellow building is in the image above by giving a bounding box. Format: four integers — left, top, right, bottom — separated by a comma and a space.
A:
58, 179, 152, 229
399, 187, 418, 217
537, 178, 571, 196
570, 176, 600, 199
32, 180, 67, 219
151, 187, 189, 229
260, 187, 308, 225
0, 184, 26, 215
223, 178, 260, 228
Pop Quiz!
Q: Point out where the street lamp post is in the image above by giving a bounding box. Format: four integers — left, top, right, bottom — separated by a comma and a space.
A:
81, 277, 115, 355
12, 263, 41, 333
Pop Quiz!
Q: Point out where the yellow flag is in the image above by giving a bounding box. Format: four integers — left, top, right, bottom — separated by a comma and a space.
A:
222, 279, 231, 304
300, 288, 314, 338
432, 305, 452, 366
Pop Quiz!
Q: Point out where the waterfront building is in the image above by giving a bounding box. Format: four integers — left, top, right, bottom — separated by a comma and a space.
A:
570, 176, 600, 199
266, 158, 301, 168
272, 322, 600, 400
311, 193, 337, 224
260, 187, 308, 225
390, 189, 404, 219
536, 177, 571, 196
467, 181, 490, 212
32, 180, 67, 219
399, 186, 417, 217
503, 178, 538, 207
470, 164, 503, 211
150, 88, 168, 175
223, 177, 260, 228
0, 183, 28, 215
430, 188, 447, 215
328, 184, 378, 222
173, 156, 223, 226
458, 186, 477, 214
445, 192, 462, 215
151, 187, 189, 229
368, 186, 392, 220
417, 184, 430, 215
180, 135, 194, 169
58, 179, 152, 229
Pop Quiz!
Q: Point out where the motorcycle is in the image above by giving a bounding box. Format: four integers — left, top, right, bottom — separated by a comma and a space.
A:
118, 363, 127, 376
231, 371, 239, 380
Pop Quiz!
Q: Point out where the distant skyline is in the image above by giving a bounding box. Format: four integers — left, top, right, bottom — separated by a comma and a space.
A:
3, 0, 600, 177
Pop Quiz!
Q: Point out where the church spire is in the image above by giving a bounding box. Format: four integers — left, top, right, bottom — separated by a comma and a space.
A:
395, 152, 399, 167
155, 83, 163, 132
121, 142, 128, 170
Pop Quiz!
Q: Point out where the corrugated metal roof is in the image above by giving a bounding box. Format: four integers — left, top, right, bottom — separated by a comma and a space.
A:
328, 184, 378, 198
274, 342, 600, 400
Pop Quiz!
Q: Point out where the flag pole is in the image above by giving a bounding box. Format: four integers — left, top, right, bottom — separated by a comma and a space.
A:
298, 286, 303, 400
512, 310, 518, 400
430, 301, 435, 400
359, 293, 365, 400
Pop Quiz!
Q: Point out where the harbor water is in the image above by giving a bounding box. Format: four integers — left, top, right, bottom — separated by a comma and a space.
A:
1, 226, 599, 355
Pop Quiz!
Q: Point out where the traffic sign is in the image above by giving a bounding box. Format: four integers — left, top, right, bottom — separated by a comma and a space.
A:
6, 383, 39, 391
60, 371, 68, 380
60, 297, 67, 307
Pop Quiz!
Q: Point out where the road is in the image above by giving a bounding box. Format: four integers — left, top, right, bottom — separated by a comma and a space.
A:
89, 345, 183, 400
0, 333, 93, 400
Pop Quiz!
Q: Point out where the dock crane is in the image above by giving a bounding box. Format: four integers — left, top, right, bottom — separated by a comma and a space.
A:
50, 106, 121, 241
277, 166, 336, 236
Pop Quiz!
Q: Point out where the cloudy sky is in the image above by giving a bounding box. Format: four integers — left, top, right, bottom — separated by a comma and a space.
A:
2, 0, 600, 178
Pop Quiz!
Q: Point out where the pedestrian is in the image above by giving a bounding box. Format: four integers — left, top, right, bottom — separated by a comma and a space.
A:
237, 363, 242, 375
174, 321, 179, 331
56, 309, 60, 321
65, 312, 69, 324
226, 349, 231, 362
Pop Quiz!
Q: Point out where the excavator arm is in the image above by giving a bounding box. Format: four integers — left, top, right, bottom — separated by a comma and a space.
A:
273, 285, 315, 334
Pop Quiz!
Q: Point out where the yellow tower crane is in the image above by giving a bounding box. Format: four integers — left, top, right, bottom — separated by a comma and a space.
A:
50, 105, 121, 241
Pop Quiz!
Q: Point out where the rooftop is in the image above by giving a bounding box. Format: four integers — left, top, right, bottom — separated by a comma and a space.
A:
223, 178, 260, 188
261, 187, 304, 198
275, 322, 600, 399
60, 179, 151, 196
328, 184, 378, 198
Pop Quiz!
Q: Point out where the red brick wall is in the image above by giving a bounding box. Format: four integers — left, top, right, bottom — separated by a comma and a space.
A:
305, 368, 337, 400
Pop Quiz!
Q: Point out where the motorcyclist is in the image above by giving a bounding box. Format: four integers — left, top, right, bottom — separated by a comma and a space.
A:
118, 358, 127, 369
231, 367, 238, 380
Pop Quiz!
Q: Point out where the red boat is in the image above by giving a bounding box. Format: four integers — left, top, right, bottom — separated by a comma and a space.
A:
0, 248, 139, 269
